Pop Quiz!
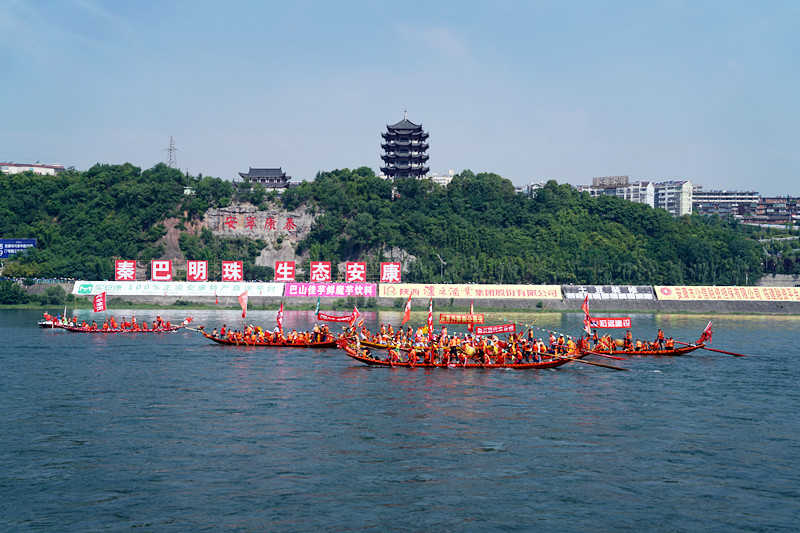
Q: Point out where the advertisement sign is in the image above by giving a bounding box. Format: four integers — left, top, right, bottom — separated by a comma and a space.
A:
438, 313, 484, 325
475, 323, 516, 336
0, 238, 36, 258
379, 283, 562, 300
655, 286, 800, 302
284, 283, 377, 298
72, 281, 284, 297
563, 285, 654, 300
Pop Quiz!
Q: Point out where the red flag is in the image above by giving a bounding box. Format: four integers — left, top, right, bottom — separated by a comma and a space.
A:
401, 295, 412, 325
583, 317, 592, 335
93, 292, 107, 313
698, 321, 713, 344
349, 306, 360, 328
238, 291, 248, 318
427, 297, 434, 341
276, 301, 284, 332
581, 295, 590, 317
467, 299, 474, 333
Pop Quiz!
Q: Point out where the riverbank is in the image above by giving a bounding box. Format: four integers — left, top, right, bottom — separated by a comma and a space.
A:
9, 293, 800, 315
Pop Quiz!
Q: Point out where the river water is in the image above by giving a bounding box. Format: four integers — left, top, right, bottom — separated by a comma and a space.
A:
1, 309, 799, 531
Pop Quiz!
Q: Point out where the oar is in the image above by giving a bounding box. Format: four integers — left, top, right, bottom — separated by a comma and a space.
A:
585, 350, 627, 361
675, 341, 748, 357
555, 354, 630, 371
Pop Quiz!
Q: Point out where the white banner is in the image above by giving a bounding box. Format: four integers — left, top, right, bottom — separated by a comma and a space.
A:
72, 280, 284, 297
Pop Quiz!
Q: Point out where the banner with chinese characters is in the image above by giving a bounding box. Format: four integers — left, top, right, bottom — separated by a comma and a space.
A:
439, 313, 484, 325
72, 281, 284, 297
655, 286, 800, 302
475, 323, 516, 336
562, 285, 654, 300
587, 316, 631, 329
378, 284, 562, 300
0, 238, 36, 258
316, 312, 354, 323
284, 283, 377, 298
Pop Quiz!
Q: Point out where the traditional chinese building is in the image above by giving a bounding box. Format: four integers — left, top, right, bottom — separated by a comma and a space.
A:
238, 167, 295, 189
380, 112, 429, 179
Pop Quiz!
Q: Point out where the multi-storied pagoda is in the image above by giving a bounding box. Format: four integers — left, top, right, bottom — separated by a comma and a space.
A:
380, 112, 429, 179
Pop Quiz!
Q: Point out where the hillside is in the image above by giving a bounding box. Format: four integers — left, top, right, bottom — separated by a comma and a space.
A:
0, 163, 780, 285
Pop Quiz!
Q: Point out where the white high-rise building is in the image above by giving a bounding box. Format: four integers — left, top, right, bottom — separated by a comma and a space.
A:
654, 181, 693, 217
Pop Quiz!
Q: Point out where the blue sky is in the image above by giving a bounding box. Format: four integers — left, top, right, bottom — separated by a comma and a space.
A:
2, 0, 798, 195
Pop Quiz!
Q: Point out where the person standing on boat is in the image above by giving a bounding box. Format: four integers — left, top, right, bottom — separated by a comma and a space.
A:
656, 329, 666, 350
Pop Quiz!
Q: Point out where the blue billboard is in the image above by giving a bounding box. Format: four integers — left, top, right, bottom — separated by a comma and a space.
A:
0, 239, 37, 258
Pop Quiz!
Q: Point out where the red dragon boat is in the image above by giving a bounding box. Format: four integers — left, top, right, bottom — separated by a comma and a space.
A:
582, 343, 704, 357
341, 342, 580, 369
63, 317, 193, 333
197, 329, 338, 348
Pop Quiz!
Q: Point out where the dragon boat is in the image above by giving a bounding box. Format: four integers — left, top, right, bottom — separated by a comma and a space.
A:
197, 328, 338, 348
63, 317, 193, 333
341, 342, 580, 369
582, 343, 704, 357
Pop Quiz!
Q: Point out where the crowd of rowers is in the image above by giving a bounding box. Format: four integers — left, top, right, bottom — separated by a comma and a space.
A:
588, 329, 675, 352
353, 323, 589, 365
44, 312, 175, 331
203, 323, 334, 344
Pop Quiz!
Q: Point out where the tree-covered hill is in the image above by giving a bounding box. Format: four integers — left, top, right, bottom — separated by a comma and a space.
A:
0, 163, 266, 279
282, 168, 767, 285
0, 162, 785, 284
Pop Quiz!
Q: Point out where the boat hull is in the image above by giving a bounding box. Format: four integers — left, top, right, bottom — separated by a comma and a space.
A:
583, 344, 704, 357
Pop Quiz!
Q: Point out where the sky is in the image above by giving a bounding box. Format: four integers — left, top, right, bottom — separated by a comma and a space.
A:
1, 0, 799, 195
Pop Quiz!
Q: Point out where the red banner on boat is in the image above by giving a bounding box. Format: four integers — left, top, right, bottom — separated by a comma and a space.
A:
475, 323, 516, 336
588, 316, 631, 329
439, 313, 485, 325
93, 292, 106, 313
316, 312, 354, 323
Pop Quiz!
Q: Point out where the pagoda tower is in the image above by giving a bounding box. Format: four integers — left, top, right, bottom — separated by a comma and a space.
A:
380, 111, 429, 179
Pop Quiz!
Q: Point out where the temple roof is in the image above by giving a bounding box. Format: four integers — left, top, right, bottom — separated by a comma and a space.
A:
240, 167, 286, 179
387, 117, 422, 131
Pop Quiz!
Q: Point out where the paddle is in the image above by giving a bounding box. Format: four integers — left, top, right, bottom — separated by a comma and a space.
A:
554, 354, 630, 371
674, 341, 748, 357
585, 350, 628, 361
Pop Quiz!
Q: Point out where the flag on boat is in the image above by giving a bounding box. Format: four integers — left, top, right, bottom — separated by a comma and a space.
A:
467, 299, 474, 333
698, 321, 713, 344
349, 306, 360, 328
276, 301, 284, 332
93, 292, 106, 313
238, 291, 248, 319
581, 294, 590, 317
583, 317, 592, 335
314, 297, 320, 317
427, 297, 434, 341
401, 294, 412, 325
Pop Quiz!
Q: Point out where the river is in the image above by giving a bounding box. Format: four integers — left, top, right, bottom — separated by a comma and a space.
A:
2, 309, 798, 531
